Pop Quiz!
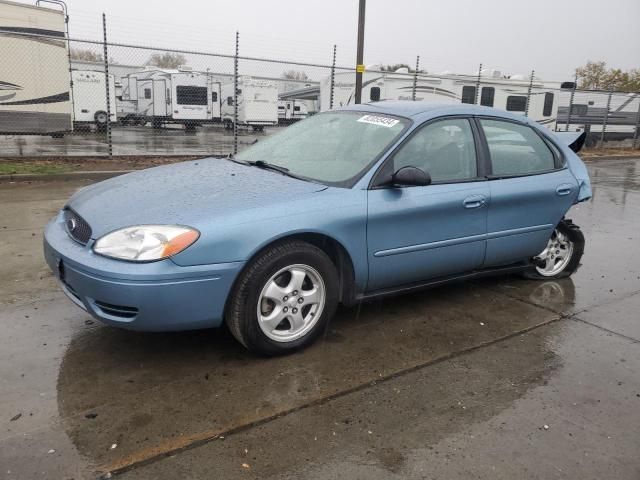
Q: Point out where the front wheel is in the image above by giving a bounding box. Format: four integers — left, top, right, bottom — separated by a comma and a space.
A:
225, 240, 339, 355
523, 220, 584, 279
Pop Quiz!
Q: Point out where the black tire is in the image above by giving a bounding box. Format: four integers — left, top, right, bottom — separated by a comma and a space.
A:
522, 219, 584, 280
225, 240, 339, 355
94, 111, 108, 125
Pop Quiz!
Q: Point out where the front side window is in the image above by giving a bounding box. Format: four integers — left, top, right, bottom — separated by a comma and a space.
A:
506, 95, 527, 112
392, 118, 477, 182
176, 86, 208, 105
481, 87, 495, 107
480, 119, 555, 176
235, 111, 409, 187
461, 86, 476, 104
227, 96, 234, 106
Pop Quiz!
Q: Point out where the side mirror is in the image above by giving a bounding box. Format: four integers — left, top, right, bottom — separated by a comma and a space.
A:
391, 166, 431, 187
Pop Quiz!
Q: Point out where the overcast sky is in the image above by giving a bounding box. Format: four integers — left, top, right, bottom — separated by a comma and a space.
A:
31, 0, 640, 81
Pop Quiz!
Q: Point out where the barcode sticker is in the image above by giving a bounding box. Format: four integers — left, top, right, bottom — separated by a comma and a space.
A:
357, 115, 400, 128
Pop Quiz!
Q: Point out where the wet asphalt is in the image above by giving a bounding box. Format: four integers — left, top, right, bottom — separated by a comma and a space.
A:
0, 124, 281, 157
0, 157, 639, 479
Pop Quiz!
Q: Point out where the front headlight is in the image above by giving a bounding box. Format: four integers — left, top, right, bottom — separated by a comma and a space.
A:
93, 225, 199, 262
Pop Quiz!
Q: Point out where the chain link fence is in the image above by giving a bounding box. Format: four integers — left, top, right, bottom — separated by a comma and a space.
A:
1, 12, 639, 158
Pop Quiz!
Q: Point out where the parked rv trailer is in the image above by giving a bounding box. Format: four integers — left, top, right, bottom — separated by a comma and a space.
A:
114, 81, 141, 125
71, 70, 116, 130
221, 77, 278, 131
320, 70, 561, 128
277, 100, 308, 124
0, 0, 71, 134
556, 90, 640, 145
121, 69, 221, 128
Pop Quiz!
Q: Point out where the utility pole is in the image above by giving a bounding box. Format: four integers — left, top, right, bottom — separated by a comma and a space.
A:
354, 0, 366, 104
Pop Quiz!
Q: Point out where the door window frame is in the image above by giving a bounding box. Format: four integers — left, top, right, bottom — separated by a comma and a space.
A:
369, 115, 488, 189
473, 116, 566, 179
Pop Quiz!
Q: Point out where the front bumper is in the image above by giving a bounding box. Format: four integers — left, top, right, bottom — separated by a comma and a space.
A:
43, 212, 244, 331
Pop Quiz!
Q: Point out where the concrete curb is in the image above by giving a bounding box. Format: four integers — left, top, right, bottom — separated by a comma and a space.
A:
0, 170, 133, 183
581, 154, 640, 161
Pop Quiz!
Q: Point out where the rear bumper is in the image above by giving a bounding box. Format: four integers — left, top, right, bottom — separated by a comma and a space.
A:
43, 212, 244, 331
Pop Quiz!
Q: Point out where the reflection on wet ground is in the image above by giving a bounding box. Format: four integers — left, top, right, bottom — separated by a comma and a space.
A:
0, 158, 639, 479
0, 125, 282, 157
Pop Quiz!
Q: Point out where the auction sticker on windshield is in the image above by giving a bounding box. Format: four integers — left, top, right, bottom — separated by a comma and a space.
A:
357, 115, 400, 128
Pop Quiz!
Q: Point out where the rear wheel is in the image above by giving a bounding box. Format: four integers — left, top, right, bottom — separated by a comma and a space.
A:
94, 111, 108, 130
225, 240, 339, 355
523, 220, 584, 279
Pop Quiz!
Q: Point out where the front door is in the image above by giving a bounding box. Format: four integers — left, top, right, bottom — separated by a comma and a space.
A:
367, 117, 489, 291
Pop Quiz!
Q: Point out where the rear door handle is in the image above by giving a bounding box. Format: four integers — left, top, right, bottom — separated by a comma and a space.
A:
556, 184, 573, 196
463, 195, 486, 209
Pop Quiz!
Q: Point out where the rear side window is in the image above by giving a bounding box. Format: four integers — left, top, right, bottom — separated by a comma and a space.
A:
506, 96, 526, 112
212, 91, 218, 102
144, 88, 151, 99
461, 86, 476, 104
543, 92, 554, 116
480, 87, 495, 107
370, 87, 381, 102
480, 119, 555, 176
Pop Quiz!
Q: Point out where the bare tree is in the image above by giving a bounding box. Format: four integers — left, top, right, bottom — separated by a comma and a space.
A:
70, 48, 103, 63
282, 70, 309, 81
576, 61, 640, 92
380, 63, 425, 73
146, 52, 187, 69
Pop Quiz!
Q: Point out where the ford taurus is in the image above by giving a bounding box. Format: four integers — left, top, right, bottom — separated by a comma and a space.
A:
44, 102, 591, 355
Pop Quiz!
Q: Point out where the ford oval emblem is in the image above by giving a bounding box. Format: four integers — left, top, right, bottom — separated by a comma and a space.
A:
66, 217, 77, 232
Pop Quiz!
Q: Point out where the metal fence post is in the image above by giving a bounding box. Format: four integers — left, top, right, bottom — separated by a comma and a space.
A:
475, 63, 482, 105
524, 69, 534, 117
600, 85, 613, 148
329, 44, 336, 110
565, 73, 577, 131
233, 31, 239, 156
632, 94, 640, 150
101, 13, 113, 157
412, 55, 420, 101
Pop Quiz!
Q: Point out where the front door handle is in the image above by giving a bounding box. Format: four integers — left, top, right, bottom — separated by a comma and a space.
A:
463, 195, 486, 209
556, 184, 573, 196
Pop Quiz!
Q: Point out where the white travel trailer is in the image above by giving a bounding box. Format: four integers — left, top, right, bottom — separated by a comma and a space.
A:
0, 0, 71, 134
320, 69, 561, 128
221, 77, 278, 131
122, 68, 221, 127
114, 81, 140, 125
277, 99, 309, 124
556, 89, 640, 146
71, 70, 116, 129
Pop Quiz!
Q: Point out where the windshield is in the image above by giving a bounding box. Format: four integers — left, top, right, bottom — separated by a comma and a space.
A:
235, 111, 410, 187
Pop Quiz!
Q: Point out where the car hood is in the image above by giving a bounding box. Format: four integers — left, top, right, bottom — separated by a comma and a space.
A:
67, 158, 327, 238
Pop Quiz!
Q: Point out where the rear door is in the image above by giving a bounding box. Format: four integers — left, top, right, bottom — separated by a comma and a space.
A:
478, 117, 579, 267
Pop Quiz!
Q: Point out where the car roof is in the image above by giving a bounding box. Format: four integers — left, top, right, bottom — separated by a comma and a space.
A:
336, 100, 528, 122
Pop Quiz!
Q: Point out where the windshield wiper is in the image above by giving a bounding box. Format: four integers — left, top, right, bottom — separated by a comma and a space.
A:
247, 160, 291, 174
229, 158, 320, 184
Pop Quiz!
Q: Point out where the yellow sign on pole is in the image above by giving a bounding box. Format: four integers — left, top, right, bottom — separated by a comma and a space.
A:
356, 64, 366, 73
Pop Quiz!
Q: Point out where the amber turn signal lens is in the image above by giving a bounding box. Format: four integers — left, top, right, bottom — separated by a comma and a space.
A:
162, 230, 200, 258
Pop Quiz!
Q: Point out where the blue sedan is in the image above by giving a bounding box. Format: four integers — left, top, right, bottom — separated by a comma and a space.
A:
44, 102, 591, 355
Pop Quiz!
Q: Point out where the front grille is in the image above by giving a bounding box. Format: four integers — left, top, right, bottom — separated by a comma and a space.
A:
63, 208, 92, 245
94, 301, 139, 319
